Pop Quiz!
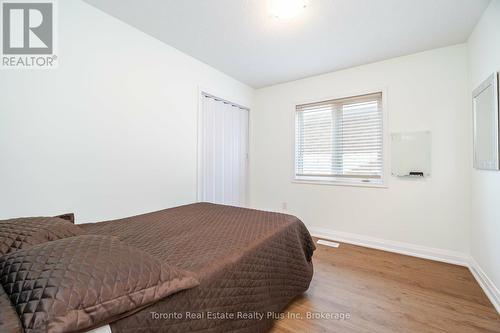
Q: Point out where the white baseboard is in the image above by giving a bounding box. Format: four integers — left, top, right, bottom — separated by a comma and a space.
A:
469, 259, 500, 314
309, 226, 470, 266
309, 226, 500, 314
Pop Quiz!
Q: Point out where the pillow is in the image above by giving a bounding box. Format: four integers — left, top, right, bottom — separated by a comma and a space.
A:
53, 213, 75, 224
0, 235, 199, 333
0, 217, 84, 256
0, 284, 22, 333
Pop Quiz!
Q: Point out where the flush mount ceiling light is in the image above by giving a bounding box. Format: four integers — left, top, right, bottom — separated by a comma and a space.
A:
268, 0, 308, 20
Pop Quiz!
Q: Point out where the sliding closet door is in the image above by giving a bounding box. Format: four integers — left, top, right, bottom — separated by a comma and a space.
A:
200, 94, 249, 206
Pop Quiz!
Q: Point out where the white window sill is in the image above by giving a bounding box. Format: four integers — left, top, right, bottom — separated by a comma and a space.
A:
292, 178, 388, 188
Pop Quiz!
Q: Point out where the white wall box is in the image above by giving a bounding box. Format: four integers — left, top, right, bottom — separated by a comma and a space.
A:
391, 131, 432, 178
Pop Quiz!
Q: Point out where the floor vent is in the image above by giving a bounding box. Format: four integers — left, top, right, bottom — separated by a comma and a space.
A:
317, 239, 340, 248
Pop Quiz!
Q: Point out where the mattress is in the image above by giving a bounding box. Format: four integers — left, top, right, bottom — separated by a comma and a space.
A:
80, 203, 315, 333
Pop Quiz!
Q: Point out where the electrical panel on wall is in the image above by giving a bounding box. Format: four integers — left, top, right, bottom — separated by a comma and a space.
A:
391, 131, 431, 178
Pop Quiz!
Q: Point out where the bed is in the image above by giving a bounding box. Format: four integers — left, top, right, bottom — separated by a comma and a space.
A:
0, 203, 315, 333
80, 203, 315, 333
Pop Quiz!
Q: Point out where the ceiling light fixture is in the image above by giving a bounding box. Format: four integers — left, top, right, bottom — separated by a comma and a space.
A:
268, 0, 308, 20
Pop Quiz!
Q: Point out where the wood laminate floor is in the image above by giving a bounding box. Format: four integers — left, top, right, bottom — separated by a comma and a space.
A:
270, 238, 500, 333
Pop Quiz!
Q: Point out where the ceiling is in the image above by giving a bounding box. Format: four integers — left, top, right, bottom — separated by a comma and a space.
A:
83, 0, 491, 88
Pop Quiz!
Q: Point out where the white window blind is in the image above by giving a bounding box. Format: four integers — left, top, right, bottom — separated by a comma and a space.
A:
295, 92, 384, 184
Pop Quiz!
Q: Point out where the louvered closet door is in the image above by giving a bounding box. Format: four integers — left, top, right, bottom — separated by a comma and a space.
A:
200, 95, 249, 206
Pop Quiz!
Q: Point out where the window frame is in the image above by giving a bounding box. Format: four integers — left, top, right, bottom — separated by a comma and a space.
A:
292, 89, 389, 188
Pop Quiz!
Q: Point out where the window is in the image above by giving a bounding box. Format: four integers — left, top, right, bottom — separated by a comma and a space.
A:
295, 92, 384, 185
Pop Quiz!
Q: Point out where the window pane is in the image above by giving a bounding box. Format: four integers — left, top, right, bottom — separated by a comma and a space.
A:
295, 93, 383, 183
296, 107, 333, 175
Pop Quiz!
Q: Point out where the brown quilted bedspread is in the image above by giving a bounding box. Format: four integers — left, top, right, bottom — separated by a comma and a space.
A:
80, 203, 315, 333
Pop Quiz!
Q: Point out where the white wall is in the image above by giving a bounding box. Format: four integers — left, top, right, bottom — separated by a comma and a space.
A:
468, 0, 500, 301
0, 0, 253, 222
250, 45, 471, 253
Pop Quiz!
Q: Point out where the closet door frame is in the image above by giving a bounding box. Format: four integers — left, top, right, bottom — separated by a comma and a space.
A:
196, 88, 250, 206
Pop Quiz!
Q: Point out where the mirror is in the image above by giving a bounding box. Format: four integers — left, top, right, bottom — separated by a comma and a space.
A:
473, 73, 500, 170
